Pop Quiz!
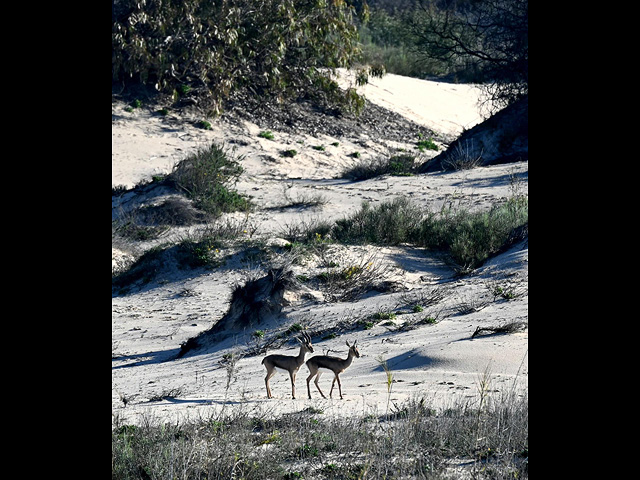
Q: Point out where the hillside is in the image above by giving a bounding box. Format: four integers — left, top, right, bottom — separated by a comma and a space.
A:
112, 71, 528, 428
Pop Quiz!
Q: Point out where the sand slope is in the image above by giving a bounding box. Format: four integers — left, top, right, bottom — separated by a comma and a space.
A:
112, 73, 527, 425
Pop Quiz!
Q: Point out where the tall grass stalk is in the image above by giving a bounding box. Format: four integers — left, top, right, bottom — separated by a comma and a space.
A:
376, 355, 394, 418
474, 364, 493, 452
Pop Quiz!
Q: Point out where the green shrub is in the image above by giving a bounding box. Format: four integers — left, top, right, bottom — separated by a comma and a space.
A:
416, 138, 439, 152
333, 197, 423, 245
177, 239, 224, 269
343, 154, 417, 180
373, 310, 396, 320
169, 143, 251, 217
388, 154, 418, 176
332, 195, 528, 271
258, 130, 275, 140
417, 197, 529, 270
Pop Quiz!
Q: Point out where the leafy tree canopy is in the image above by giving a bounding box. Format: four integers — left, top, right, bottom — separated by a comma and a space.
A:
112, 0, 371, 114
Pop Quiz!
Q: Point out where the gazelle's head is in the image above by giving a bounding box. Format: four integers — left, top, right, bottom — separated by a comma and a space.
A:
297, 331, 314, 353
346, 339, 360, 358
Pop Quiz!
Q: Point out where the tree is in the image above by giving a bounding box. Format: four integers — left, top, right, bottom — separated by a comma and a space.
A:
112, 0, 369, 114
410, 0, 528, 109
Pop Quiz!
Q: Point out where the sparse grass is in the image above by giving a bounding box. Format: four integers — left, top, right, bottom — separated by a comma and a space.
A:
112, 197, 211, 242
314, 250, 391, 302
278, 218, 334, 245
112, 394, 528, 479
280, 186, 328, 210
442, 139, 483, 170
421, 316, 438, 325
376, 354, 394, 418
372, 310, 396, 320
398, 287, 448, 310
285, 323, 303, 335
112, 217, 256, 290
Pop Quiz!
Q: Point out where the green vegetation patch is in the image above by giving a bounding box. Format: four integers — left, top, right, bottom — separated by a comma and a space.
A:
168, 143, 251, 217
343, 154, 418, 180
313, 195, 527, 272
112, 0, 370, 114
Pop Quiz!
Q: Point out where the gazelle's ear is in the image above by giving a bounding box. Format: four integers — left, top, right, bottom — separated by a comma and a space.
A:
346, 340, 351, 347
353, 339, 357, 346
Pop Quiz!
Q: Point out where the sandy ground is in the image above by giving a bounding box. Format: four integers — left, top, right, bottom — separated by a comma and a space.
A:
112, 72, 527, 426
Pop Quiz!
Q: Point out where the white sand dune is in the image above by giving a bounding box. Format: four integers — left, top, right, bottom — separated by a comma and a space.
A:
335, 70, 486, 135
112, 73, 527, 425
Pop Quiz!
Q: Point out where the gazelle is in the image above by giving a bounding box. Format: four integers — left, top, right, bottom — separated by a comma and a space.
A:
306, 340, 360, 400
261, 331, 313, 399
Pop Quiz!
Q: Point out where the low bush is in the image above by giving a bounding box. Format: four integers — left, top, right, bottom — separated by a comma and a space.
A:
416, 197, 528, 270
342, 154, 418, 181
328, 195, 527, 271
333, 197, 423, 245
168, 143, 251, 217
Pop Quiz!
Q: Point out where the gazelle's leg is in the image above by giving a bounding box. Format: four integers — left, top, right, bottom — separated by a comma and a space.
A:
265, 369, 276, 398
314, 372, 326, 399
306, 368, 319, 399
336, 374, 343, 399
306, 372, 314, 399
329, 375, 337, 398
289, 371, 297, 399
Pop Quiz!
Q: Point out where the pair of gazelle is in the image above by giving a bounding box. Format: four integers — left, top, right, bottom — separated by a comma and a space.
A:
261, 331, 360, 399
